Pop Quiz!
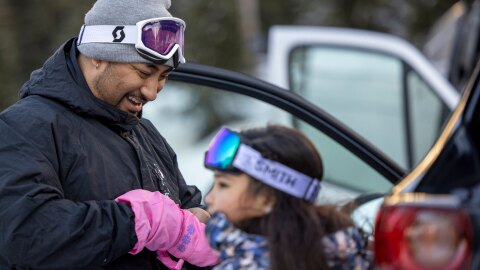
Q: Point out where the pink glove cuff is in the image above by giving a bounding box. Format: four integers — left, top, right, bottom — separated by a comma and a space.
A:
115, 189, 181, 254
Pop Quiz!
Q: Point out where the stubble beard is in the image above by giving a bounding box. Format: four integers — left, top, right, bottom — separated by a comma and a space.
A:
92, 63, 119, 107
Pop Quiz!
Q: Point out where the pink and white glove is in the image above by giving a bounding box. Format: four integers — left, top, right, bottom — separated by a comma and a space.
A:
115, 189, 219, 268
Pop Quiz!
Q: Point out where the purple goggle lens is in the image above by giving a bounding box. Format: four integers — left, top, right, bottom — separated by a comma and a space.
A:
141, 20, 184, 56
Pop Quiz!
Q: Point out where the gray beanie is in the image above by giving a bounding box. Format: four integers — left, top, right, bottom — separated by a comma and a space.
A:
77, 0, 174, 65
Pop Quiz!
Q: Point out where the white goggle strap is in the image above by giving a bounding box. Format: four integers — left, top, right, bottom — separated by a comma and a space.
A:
232, 144, 321, 203
77, 25, 137, 46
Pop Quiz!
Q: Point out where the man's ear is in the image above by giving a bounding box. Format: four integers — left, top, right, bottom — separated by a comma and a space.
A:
78, 55, 104, 72
91, 58, 103, 70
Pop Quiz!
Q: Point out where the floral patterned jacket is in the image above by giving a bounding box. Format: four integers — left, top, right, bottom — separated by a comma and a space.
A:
205, 212, 373, 270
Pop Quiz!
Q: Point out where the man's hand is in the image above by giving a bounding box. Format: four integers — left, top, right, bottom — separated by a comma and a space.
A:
188, 207, 211, 224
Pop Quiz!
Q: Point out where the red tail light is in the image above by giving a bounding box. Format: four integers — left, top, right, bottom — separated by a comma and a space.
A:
374, 194, 472, 270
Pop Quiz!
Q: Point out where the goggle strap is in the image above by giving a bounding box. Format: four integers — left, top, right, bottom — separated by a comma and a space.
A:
77, 25, 137, 45
304, 177, 321, 202
233, 144, 321, 203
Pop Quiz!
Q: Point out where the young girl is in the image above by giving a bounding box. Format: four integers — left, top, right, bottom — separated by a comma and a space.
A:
203, 125, 372, 270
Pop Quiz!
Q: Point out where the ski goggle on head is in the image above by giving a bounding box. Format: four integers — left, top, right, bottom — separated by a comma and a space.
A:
77, 17, 185, 68
204, 127, 321, 203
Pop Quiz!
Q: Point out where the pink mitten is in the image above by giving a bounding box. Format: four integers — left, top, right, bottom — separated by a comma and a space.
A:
115, 189, 218, 267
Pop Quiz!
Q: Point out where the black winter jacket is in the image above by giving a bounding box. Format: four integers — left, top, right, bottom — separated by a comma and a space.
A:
0, 38, 203, 269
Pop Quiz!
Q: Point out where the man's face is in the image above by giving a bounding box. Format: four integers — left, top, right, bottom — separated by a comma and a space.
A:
91, 62, 172, 115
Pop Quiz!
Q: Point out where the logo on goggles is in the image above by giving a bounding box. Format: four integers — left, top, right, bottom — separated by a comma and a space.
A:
254, 159, 298, 187
233, 145, 317, 198
112, 26, 125, 42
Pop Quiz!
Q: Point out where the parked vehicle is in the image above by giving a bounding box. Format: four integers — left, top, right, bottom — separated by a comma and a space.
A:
374, 60, 480, 269
266, 26, 460, 173
143, 63, 405, 204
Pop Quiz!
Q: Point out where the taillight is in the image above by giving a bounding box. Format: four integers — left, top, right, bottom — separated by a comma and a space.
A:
374, 196, 472, 270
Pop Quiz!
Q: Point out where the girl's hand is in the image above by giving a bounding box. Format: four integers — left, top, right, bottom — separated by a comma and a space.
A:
188, 207, 211, 224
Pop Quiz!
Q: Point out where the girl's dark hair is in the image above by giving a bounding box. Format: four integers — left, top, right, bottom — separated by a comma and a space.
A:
236, 125, 354, 270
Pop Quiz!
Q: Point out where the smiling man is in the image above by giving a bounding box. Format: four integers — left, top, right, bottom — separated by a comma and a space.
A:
0, 0, 218, 269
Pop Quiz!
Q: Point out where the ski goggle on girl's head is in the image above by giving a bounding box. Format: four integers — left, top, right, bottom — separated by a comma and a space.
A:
204, 127, 321, 203
77, 17, 185, 68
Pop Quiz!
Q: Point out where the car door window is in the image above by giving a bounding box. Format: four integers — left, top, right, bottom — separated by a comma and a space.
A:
143, 80, 393, 203
407, 70, 450, 165
289, 46, 450, 170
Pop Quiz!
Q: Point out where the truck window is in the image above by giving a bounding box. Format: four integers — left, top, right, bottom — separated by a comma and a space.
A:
289, 46, 449, 169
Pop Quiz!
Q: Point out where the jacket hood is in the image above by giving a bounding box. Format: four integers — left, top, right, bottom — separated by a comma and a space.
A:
19, 38, 139, 130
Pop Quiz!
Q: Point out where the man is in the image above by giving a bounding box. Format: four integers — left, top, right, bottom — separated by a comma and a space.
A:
0, 0, 217, 269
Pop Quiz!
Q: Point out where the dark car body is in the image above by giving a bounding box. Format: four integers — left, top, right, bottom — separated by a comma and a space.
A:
374, 60, 480, 269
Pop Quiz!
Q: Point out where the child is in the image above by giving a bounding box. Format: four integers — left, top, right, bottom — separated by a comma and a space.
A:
203, 125, 372, 270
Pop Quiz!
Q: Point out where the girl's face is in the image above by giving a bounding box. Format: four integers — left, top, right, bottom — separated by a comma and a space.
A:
205, 172, 271, 224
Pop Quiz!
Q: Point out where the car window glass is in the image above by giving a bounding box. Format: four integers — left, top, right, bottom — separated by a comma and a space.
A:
298, 122, 392, 194
407, 70, 450, 165
289, 46, 408, 169
143, 81, 393, 203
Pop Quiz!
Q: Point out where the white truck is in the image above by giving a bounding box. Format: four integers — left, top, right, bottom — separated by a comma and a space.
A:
266, 26, 460, 173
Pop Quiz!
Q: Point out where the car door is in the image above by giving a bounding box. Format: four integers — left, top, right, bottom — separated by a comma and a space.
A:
143, 63, 404, 207
266, 26, 460, 171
